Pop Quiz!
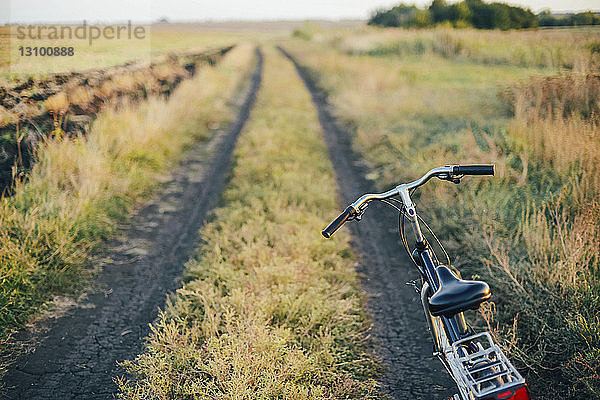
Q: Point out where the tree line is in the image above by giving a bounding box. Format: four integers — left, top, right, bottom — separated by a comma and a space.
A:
368, 0, 600, 30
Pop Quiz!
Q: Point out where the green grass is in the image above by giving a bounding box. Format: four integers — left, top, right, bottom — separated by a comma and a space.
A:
281, 39, 550, 186
304, 26, 600, 71
283, 27, 600, 399
117, 46, 379, 399
0, 44, 256, 351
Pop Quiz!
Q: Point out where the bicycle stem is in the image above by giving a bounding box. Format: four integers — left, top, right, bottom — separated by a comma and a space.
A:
398, 185, 425, 243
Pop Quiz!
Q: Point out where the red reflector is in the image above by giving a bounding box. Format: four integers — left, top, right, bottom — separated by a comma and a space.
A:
481, 385, 530, 400
513, 386, 530, 400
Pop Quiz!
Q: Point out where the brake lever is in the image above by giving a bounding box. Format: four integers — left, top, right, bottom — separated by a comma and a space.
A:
438, 173, 462, 184
353, 209, 364, 221
353, 203, 369, 221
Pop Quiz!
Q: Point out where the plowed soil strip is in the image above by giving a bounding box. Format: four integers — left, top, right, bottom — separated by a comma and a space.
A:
0, 49, 262, 400
280, 47, 456, 399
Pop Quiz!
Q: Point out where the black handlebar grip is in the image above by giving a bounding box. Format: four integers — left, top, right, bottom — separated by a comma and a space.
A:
453, 164, 495, 176
322, 206, 355, 238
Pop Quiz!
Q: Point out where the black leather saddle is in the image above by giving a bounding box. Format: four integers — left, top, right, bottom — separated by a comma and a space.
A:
428, 265, 491, 317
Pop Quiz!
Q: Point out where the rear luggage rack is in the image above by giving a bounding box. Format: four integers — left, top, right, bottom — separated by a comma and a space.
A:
446, 332, 525, 399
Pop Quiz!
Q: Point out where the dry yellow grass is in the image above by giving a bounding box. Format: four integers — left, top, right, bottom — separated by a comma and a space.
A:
68, 86, 95, 108
321, 26, 600, 71
283, 28, 600, 398
509, 116, 600, 200
98, 80, 116, 99
44, 92, 69, 114
0, 43, 257, 349
111, 72, 137, 93
0, 105, 17, 127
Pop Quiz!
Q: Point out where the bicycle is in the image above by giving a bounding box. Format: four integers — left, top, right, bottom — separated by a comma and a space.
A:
322, 164, 530, 400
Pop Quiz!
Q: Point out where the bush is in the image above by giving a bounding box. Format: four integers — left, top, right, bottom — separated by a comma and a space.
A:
538, 10, 600, 27
368, 0, 540, 30
369, 4, 420, 28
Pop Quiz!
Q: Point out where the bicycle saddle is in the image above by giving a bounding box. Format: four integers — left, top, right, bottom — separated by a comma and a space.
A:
428, 266, 490, 317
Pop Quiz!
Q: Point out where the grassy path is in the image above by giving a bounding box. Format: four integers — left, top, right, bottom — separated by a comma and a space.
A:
281, 47, 458, 399
119, 46, 378, 399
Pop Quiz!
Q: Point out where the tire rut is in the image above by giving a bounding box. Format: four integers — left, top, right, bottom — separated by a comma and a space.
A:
280, 47, 456, 399
0, 48, 263, 400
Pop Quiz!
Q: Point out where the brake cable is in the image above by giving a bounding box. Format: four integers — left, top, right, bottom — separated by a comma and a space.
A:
379, 194, 451, 268
414, 212, 451, 267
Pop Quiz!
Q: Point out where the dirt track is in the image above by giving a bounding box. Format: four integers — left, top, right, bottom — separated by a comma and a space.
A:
281, 47, 457, 399
0, 49, 263, 400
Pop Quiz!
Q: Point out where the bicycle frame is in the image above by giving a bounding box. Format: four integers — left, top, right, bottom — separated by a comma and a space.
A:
400, 184, 529, 400
323, 165, 531, 400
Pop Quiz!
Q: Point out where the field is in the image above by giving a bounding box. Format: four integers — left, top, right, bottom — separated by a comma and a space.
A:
282, 26, 600, 398
0, 24, 248, 80
0, 22, 360, 81
0, 20, 599, 400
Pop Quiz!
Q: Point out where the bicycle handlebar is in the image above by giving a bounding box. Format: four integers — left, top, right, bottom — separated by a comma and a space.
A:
322, 206, 355, 238
453, 164, 495, 176
322, 164, 494, 238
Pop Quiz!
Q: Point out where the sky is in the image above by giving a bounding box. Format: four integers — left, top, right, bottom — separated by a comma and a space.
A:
2, 0, 599, 24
